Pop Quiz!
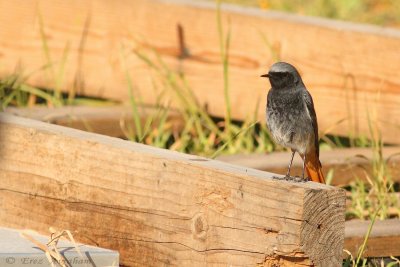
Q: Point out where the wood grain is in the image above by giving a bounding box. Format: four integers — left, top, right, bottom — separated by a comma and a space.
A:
0, 113, 345, 266
0, 0, 400, 143
345, 219, 400, 258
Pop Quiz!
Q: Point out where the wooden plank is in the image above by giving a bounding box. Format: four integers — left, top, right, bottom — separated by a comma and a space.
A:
217, 147, 400, 185
1, 0, 400, 143
345, 219, 400, 258
0, 113, 345, 266
4, 105, 183, 137
4, 105, 132, 137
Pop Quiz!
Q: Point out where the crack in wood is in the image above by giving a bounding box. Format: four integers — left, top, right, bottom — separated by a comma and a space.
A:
0, 188, 191, 221
272, 216, 306, 223
98, 234, 266, 255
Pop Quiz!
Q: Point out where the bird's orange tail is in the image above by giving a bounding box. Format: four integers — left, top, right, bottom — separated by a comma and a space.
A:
305, 152, 325, 184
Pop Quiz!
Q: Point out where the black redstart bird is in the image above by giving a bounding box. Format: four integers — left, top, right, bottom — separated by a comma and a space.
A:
261, 62, 325, 183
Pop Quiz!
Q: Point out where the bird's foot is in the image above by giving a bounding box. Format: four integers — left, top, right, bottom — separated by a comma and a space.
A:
273, 175, 310, 183
272, 175, 287, 181
284, 175, 309, 183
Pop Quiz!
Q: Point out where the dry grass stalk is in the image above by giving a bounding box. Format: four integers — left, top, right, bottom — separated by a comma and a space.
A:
20, 228, 82, 267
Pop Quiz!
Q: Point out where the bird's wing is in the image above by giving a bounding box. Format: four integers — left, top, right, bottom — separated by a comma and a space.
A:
303, 90, 319, 157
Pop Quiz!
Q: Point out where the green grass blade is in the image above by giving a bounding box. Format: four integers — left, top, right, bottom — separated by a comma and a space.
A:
355, 207, 380, 265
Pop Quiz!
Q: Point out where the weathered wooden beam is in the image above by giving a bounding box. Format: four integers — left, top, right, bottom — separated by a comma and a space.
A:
0, 113, 345, 266
345, 219, 400, 258
0, 0, 400, 143
217, 147, 400, 185
4, 105, 183, 138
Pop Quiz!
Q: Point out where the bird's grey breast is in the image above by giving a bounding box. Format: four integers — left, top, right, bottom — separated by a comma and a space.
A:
266, 88, 314, 153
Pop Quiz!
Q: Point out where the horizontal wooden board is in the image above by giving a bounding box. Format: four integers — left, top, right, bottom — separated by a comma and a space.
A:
345, 219, 400, 258
4, 105, 183, 138
217, 147, 400, 186
0, 113, 345, 266
0, 0, 400, 143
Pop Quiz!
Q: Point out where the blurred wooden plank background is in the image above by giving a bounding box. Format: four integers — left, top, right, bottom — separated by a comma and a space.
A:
345, 219, 400, 258
217, 147, 400, 185
4, 105, 183, 137
0, 0, 400, 143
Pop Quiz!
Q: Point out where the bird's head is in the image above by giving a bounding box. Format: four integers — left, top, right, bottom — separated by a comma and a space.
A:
261, 62, 303, 90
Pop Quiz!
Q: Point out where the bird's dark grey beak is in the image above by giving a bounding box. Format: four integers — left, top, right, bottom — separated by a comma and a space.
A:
260, 73, 269, 78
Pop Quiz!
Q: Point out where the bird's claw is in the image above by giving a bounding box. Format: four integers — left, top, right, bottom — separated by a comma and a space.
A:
272, 175, 286, 181
284, 175, 309, 183
273, 175, 310, 183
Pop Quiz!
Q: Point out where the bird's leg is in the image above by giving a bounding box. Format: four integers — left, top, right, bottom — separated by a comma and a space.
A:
273, 150, 295, 181
285, 150, 296, 179
300, 154, 310, 182
289, 153, 308, 183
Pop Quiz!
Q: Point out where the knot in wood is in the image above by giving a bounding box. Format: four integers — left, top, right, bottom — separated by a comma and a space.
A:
29, 128, 37, 136
191, 213, 208, 240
